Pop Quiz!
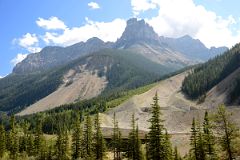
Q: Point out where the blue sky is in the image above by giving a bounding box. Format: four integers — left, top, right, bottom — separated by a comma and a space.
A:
0, 0, 240, 77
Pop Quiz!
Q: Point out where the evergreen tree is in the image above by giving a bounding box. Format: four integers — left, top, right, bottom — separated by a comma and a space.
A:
214, 104, 239, 160
71, 113, 82, 159
127, 113, 136, 159
83, 115, 93, 159
163, 130, 173, 160
55, 129, 70, 160
196, 123, 205, 160
19, 121, 30, 153
94, 112, 106, 160
148, 92, 165, 160
112, 112, 121, 160
34, 118, 45, 158
173, 146, 181, 160
9, 115, 19, 159
203, 111, 217, 159
0, 124, 6, 157
135, 125, 143, 160
190, 118, 198, 160
27, 133, 35, 156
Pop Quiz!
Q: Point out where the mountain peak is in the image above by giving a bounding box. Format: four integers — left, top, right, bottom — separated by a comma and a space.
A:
86, 37, 104, 44
115, 18, 159, 48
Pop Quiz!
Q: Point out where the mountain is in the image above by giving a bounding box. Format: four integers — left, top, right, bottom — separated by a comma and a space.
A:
182, 43, 240, 105
115, 18, 159, 48
13, 37, 113, 74
0, 18, 228, 114
160, 35, 228, 60
115, 18, 195, 69
13, 18, 227, 75
1, 49, 173, 113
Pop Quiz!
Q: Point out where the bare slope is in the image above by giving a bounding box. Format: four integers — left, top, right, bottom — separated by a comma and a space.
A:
18, 66, 107, 116
100, 70, 240, 155
101, 70, 240, 132
101, 72, 201, 133
203, 67, 240, 108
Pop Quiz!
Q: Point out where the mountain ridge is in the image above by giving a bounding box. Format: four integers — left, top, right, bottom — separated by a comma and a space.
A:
12, 18, 227, 75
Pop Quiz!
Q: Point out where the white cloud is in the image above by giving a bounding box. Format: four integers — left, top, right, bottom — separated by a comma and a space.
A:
18, 33, 38, 48
131, 0, 157, 16
142, 0, 240, 48
36, 17, 67, 30
11, 53, 28, 65
0, 76, 2, 79
88, 2, 100, 9
16, 33, 42, 53
43, 17, 126, 46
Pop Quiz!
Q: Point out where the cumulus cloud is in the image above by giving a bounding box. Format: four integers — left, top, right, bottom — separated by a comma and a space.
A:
43, 17, 126, 46
15, 33, 41, 53
136, 0, 240, 48
88, 2, 100, 9
36, 17, 67, 30
131, 0, 157, 16
18, 33, 38, 48
11, 53, 28, 65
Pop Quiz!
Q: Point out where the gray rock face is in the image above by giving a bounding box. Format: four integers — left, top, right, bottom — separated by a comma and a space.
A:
13, 37, 113, 74
115, 18, 160, 48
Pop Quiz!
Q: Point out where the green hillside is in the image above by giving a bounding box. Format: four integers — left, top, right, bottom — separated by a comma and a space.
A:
182, 43, 240, 101
0, 49, 174, 113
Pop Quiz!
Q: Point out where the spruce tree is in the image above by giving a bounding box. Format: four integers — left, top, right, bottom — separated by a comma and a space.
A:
196, 123, 205, 160
0, 124, 6, 158
34, 118, 45, 158
173, 146, 181, 160
135, 125, 143, 160
203, 111, 217, 159
214, 104, 238, 160
27, 133, 35, 156
127, 113, 136, 159
163, 130, 173, 160
94, 112, 106, 160
190, 117, 198, 160
112, 112, 121, 160
9, 115, 19, 160
83, 115, 93, 159
72, 113, 82, 159
55, 128, 70, 160
148, 92, 165, 160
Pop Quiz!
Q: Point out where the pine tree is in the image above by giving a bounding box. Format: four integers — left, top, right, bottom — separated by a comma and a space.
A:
9, 115, 19, 160
27, 133, 35, 156
163, 130, 173, 160
148, 92, 165, 160
0, 124, 6, 157
34, 118, 45, 158
173, 146, 181, 160
196, 123, 205, 160
214, 104, 238, 160
127, 113, 136, 159
135, 125, 143, 160
203, 111, 217, 159
112, 112, 121, 160
190, 118, 198, 160
19, 121, 30, 153
94, 112, 106, 160
72, 113, 82, 159
83, 115, 93, 159
55, 128, 70, 160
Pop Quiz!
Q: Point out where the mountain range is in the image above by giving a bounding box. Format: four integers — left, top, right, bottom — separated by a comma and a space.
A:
0, 18, 228, 114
